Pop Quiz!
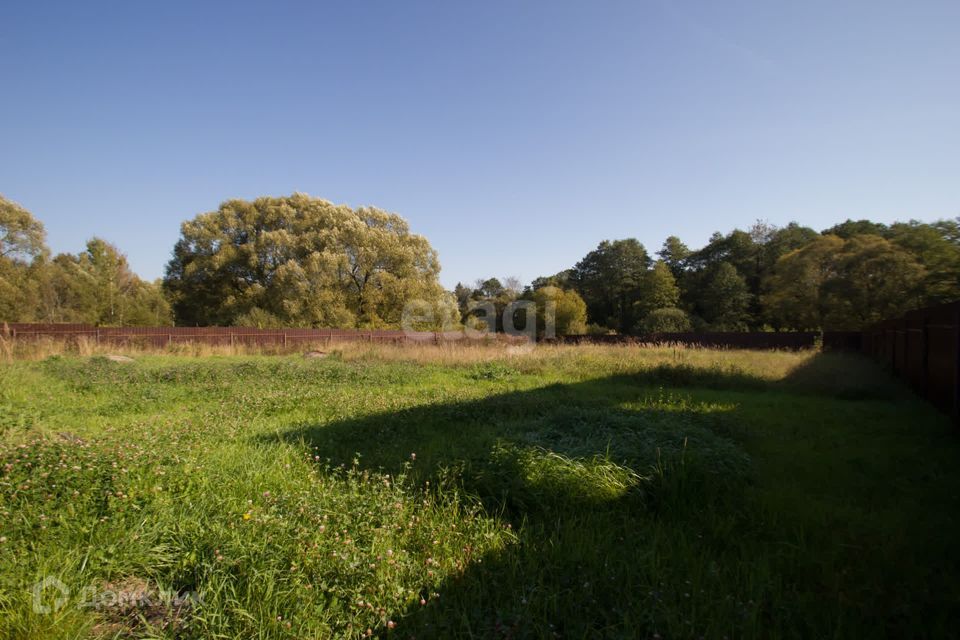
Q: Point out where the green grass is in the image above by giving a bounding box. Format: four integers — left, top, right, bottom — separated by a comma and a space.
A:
0, 346, 958, 639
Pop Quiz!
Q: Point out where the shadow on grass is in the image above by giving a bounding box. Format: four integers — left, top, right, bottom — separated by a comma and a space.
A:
778, 351, 910, 401
258, 370, 765, 638
257, 356, 944, 638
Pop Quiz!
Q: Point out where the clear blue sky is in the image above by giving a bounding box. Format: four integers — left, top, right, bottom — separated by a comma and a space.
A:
2, 1, 958, 288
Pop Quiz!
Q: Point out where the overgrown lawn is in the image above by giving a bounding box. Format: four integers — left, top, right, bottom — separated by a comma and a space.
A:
1, 346, 957, 638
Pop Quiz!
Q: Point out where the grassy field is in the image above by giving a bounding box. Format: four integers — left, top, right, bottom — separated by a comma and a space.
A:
0, 344, 958, 639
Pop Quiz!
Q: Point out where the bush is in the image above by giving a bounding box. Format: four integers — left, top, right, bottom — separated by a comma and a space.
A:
232, 307, 285, 328
635, 307, 693, 333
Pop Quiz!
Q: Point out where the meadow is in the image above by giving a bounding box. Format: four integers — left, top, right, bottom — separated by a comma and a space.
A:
0, 343, 958, 639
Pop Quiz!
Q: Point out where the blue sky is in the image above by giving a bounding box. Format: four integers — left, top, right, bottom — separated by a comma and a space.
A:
2, 0, 958, 288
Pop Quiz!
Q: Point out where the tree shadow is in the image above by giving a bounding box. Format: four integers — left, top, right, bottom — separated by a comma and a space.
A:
258, 368, 763, 638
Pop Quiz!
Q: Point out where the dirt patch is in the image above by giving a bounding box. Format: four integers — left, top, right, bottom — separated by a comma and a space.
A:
89, 577, 196, 637
103, 354, 135, 363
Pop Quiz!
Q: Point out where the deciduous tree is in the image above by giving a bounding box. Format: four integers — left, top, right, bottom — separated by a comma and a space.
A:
569, 239, 650, 332
163, 194, 448, 328
531, 286, 587, 337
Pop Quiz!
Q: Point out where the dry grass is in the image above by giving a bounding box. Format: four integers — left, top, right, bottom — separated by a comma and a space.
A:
0, 337, 815, 379
1, 336, 324, 361
3, 335, 819, 388
332, 340, 817, 382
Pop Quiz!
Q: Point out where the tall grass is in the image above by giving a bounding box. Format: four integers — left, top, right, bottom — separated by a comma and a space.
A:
4, 335, 817, 379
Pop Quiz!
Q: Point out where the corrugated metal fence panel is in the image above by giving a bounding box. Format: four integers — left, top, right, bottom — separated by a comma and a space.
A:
3, 324, 417, 347
904, 309, 927, 396
924, 303, 959, 417
8, 324, 822, 350
863, 301, 959, 424
894, 317, 909, 376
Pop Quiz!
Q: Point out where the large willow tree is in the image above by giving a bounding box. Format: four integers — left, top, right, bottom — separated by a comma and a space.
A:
163, 193, 454, 328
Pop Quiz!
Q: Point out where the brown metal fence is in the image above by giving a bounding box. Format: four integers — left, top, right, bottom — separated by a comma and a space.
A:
3, 323, 827, 351
0, 324, 543, 348
861, 301, 960, 423
1, 324, 413, 347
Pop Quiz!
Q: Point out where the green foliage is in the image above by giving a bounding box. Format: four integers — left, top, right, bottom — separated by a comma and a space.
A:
762, 235, 840, 330
530, 286, 588, 336
0, 195, 47, 262
822, 218, 891, 239
3, 193, 957, 333
700, 262, 752, 330
540, 217, 952, 333
634, 260, 680, 319
764, 234, 926, 330
0, 201, 170, 326
529, 269, 572, 291
635, 306, 693, 333
163, 194, 448, 328
656, 236, 690, 278
0, 196, 48, 322
0, 258, 44, 323
40, 239, 173, 326
569, 239, 651, 332
887, 220, 960, 303
232, 307, 286, 328
821, 235, 926, 328
453, 277, 525, 334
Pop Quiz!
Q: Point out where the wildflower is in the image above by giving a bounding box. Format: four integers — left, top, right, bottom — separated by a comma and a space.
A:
387, 620, 396, 629
243, 512, 252, 520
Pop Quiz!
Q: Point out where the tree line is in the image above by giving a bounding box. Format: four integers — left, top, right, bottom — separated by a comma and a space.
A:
2, 192, 957, 331
1, 193, 454, 329
488, 218, 959, 333
0, 196, 172, 326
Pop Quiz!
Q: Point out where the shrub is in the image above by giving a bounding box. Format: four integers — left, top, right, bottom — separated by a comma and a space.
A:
635, 307, 693, 333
